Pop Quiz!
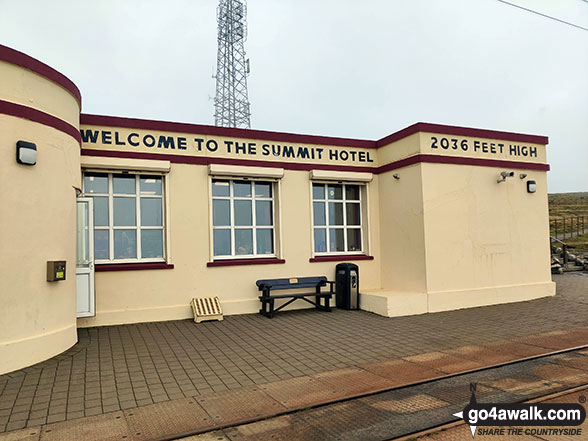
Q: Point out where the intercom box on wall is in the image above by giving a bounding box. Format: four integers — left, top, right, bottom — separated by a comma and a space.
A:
47, 261, 66, 282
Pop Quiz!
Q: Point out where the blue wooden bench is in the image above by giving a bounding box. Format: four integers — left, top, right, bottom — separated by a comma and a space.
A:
256, 276, 334, 318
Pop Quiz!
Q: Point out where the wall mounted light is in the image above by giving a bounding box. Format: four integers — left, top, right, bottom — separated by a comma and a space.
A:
497, 170, 514, 183
393, 173, 400, 180
16, 141, 37, 165
527, 180, 537, 193
519, 173, 527, 179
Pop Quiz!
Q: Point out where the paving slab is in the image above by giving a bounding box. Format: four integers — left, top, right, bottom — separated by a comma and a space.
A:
259, 376, 346, 410
511, 332, 582, 351
440, 344, 517, 365
122, 397, 210, 441
194, 386, 286, 426
480, 340, 555, 358
38, 412, 130, 441
0, 427, 41, 441
359, 359, 446, 384
310, 367, 397, 395
402, 351, 487, 374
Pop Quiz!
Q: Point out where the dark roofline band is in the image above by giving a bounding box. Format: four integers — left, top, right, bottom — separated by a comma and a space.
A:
81, 114, 549, 149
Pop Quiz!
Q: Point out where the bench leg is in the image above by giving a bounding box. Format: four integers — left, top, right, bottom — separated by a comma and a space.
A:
260, 298, 275, 318
260, 298, 271, 318
315, 296, 331, 312
268, 298, 275, 318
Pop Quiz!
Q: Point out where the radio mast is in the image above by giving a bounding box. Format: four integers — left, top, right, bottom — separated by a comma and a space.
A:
214, 0, 251, 129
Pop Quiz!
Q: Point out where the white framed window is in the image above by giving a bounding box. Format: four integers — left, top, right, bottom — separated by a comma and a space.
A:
83, 172, 165, 262
312, 183, 363, 254
212, 179, 276, 258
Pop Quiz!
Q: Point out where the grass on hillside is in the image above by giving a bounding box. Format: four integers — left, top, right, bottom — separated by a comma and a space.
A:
561, 232, 588, 254
549, 192, 588, 219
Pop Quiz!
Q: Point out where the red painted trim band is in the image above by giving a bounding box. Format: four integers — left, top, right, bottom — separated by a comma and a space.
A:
95, 262, 174, 272
81, 149, 550, 173
80, 114, 375, 149
207, 258, 286, 267
309, 255, 374, 263
0, 44, 82, 106
0, 100, 81, 144
377, 122, 548, 146
376, 154, 550, 173
80, 149, 375, 173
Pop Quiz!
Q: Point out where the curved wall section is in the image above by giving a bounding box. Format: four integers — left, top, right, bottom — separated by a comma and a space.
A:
0, 46, 81, 375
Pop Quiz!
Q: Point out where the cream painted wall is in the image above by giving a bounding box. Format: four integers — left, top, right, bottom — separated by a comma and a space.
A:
420, 162, 554, 311
360, 164, 429, 317
377, 164, 427, 293
377, 133, 421, 165
0, 61, 80, 128
0, 55, 81, 375
0, 116, 80, 374
78, 166, 381, 327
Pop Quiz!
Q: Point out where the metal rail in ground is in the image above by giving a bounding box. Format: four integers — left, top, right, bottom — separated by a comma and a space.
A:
175, 346, 588, 441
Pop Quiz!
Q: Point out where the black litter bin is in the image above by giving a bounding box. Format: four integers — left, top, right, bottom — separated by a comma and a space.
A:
335, 263, 359, 310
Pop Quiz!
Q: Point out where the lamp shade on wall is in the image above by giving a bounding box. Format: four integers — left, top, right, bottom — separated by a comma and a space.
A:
16, 140, 37, 165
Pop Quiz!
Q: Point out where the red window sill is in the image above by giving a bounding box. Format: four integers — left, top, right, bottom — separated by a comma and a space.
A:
309, 255, 374, 263
95, 262, 174, 272
207, 258, 286, 267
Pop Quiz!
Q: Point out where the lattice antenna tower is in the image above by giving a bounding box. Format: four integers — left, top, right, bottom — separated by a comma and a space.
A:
214, 0, 251, 128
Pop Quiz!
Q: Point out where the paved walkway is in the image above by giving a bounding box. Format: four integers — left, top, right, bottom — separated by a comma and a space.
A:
0, 273, 587, 434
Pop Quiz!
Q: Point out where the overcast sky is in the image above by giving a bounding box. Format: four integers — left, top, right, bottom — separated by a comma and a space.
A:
1, 0, 587, 193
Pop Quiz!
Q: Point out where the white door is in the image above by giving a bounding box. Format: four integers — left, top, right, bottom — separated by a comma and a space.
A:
76, 197, 95, 317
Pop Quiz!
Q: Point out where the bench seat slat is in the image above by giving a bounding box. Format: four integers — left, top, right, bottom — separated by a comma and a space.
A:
256, 276, 327, 290
259, 282, 326, 290
258, 292, 331, 300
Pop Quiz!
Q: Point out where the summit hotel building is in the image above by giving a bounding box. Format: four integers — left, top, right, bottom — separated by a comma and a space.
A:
0, 45, 554, 374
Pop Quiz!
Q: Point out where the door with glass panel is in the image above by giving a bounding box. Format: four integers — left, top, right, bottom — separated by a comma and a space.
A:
76, 197, 95, 317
